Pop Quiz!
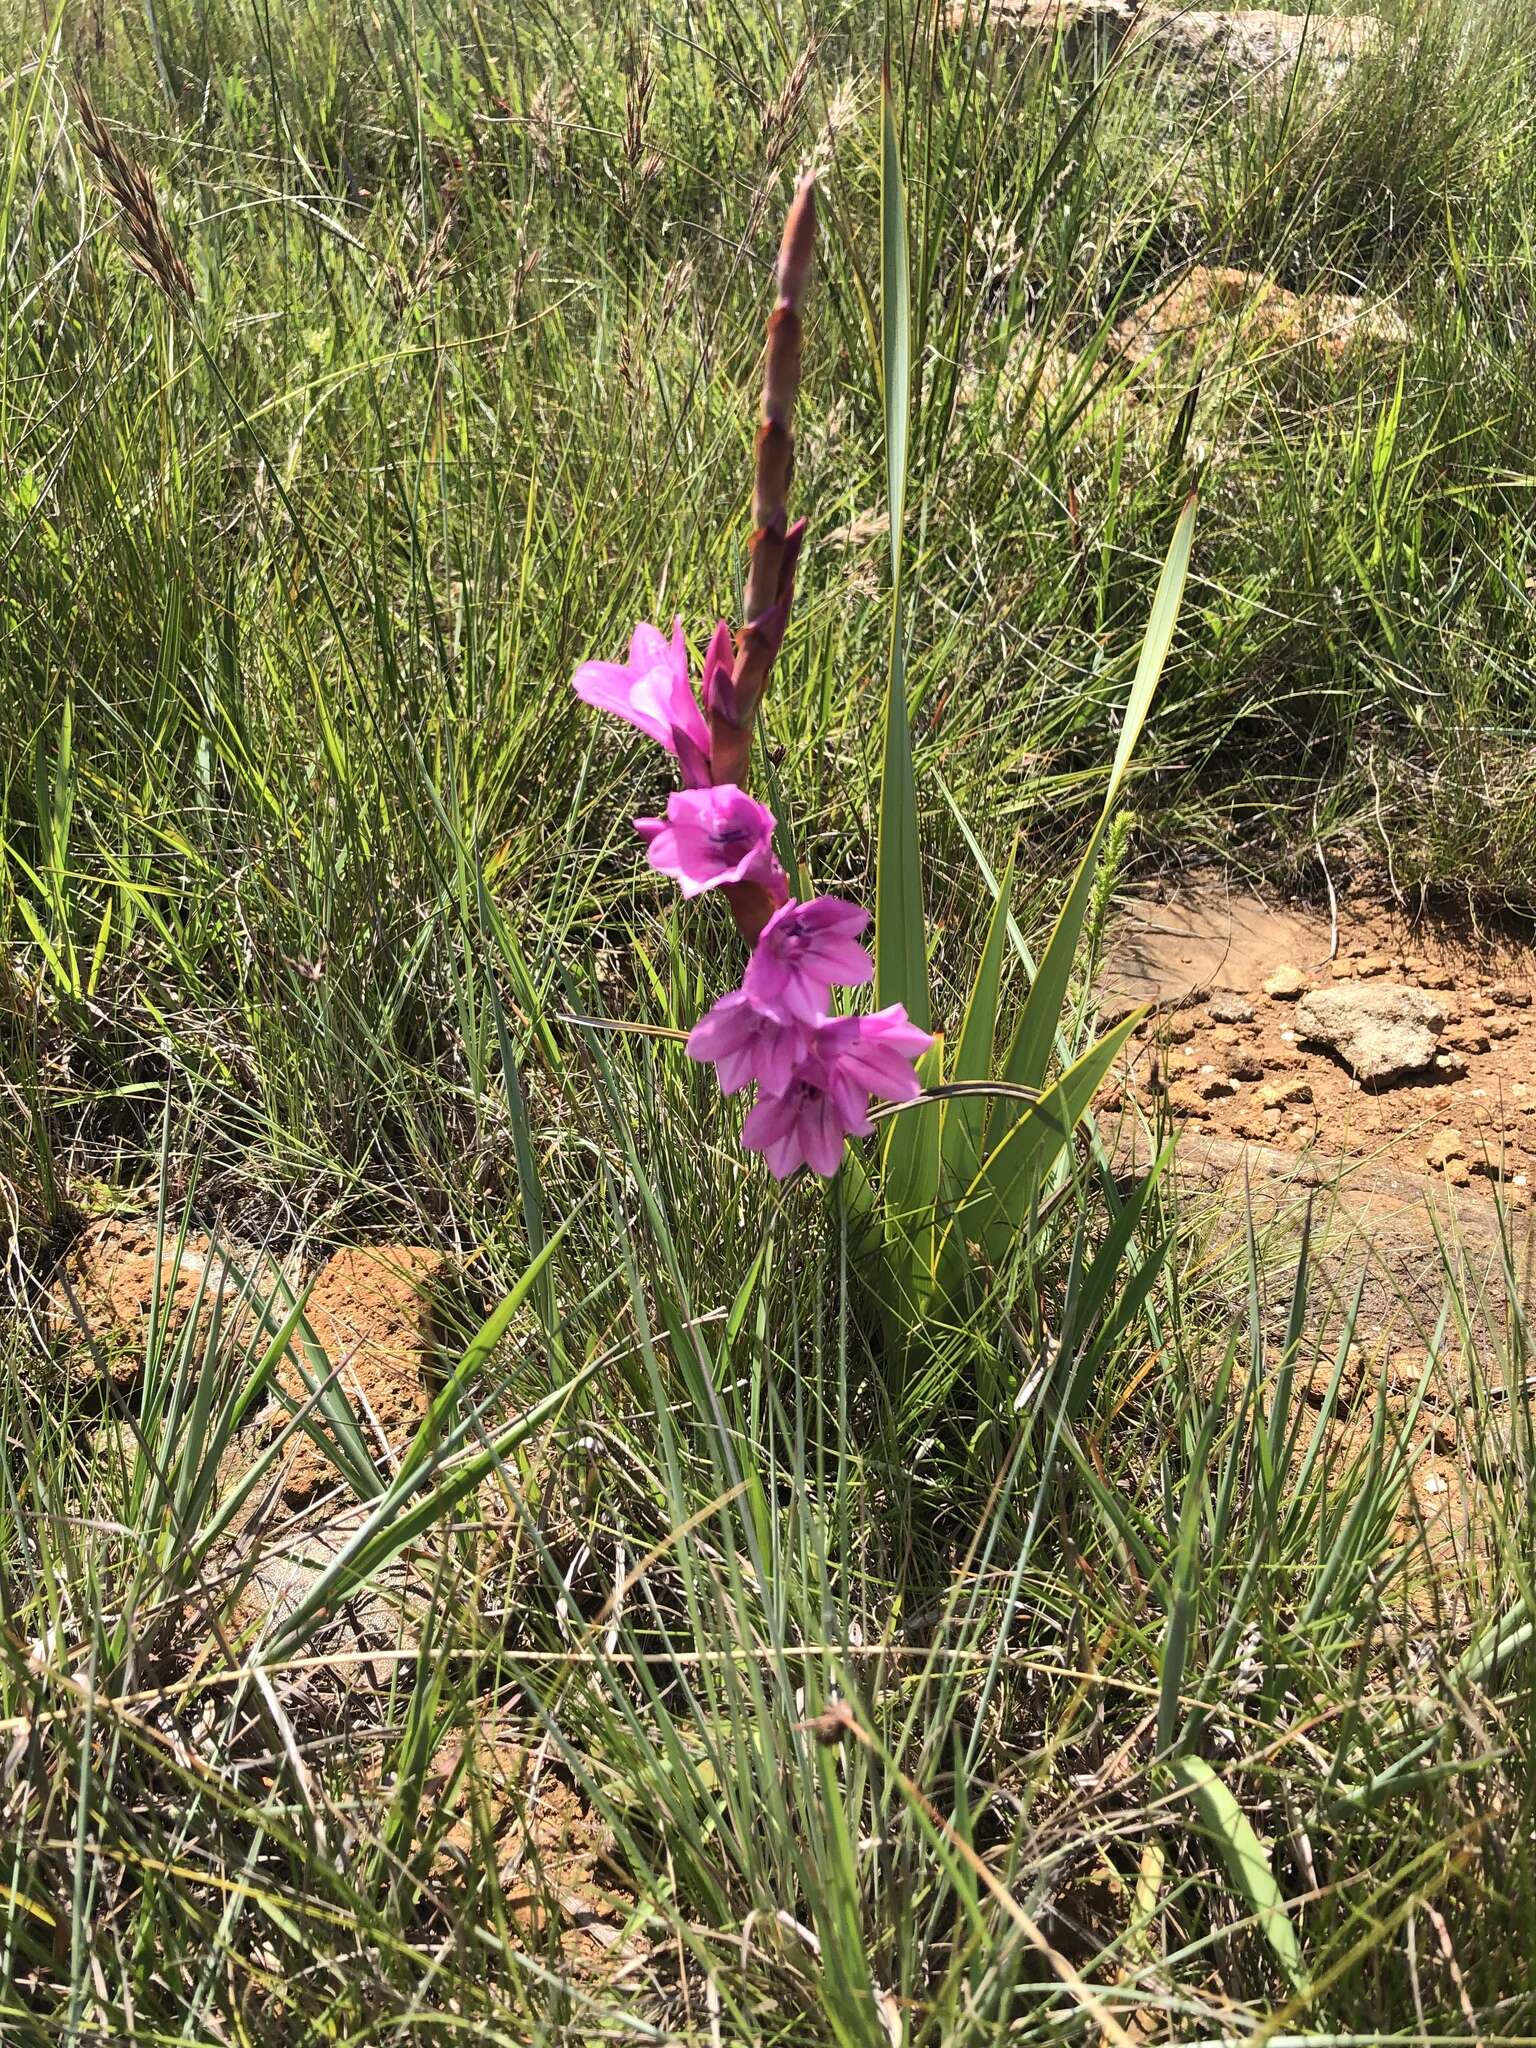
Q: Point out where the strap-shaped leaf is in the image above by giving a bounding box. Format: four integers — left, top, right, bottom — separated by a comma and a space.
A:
882, 1032, 944, 1311
998, 811, 1110, 1102
1170, 1756, 1310, 1992
874, 77, 929, 1039
998, 492, 1197, 1106
934, 1010, 1142, 1285
268, 1339, 600, 1656
941, 838, 1017, 1193
1157, 1352, 1234, 1756
1103, 489, 1197, 816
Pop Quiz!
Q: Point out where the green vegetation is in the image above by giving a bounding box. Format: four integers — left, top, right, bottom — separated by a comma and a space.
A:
4, 0, 1534, 2039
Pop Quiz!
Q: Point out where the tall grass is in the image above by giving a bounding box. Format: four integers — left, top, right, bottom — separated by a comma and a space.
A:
4, 0, 1536, 2039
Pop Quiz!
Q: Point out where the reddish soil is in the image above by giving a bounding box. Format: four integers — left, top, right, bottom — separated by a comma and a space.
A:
422, 1727, 634, 1964
1101, 882, 1536, 1200
48, 1216, 277, 1391
275, 1245, 448, 1505
1101, 881, 1536, 1615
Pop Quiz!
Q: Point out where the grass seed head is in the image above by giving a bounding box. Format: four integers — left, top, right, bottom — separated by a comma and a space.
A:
74, 85, 195, 308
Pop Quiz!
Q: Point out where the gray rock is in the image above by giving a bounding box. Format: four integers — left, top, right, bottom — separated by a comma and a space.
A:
1208, 992, 1255, 1023
1293, 983, 1445, 1084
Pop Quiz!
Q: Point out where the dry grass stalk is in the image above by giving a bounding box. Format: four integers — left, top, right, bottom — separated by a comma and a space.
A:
622, 56, 653, 170
761, 42, 819, 171
75, 86, 195, 307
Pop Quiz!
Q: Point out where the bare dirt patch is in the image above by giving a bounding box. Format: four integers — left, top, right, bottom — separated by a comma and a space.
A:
951, 2, 1386, 90
1102, 879, 1536, 1612
1101, 880, 1536, 1199
419, 1727, 637, 1968
1110, 264, 1409, 378
273, 1244, 448, 1506
47, 1215, 279, 1393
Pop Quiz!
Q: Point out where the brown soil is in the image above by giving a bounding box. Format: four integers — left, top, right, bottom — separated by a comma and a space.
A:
1102, 880, 1536, 1617
48, 1216, 278, 1392
1101, 881, 1536, 1199
274, 1245, 449, 1506
205, 1247, 452, 1655
421, 1728, 636, 1967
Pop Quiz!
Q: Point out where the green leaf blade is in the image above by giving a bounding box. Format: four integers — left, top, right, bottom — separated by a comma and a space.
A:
1171, 1755, 1310, 1993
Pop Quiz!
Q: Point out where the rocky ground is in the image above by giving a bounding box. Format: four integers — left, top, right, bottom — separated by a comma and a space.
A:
1098, 879, 1536, 1619
947, 0, 1386, 88
1101, 880, 1536, 1199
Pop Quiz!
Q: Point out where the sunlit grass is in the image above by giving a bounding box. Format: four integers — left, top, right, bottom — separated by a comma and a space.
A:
4, 0, 1535, 2038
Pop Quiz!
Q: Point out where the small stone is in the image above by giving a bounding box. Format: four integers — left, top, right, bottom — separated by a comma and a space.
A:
1444, 1158, 1472, 1187
1164, 1017, 1197, 1045
1416, 966, 1457, 990
1207, 992, 1255, 1024
1425, 1129, 1465, 1169
1488, 1019, 1519, 1041
1435, 1051, 1469, 1078
1260, 1077, 1313, 1109
1167, 1082, 1207, 1117
1467, 994, 1496, 1018
1227, 1052, 1265, 1082
1195, 1071, 1241, 1099
1445, 1027, 1489, 1055
1264, 964, 1309, 1000
1293, 982, 1445, 1084
1212, 1026, 1241, 1050
1491, 981, 1532, 1008
1356, 953, 1391, 977
1329, 958, 1356, 980
1385, 1351, 1431, 1398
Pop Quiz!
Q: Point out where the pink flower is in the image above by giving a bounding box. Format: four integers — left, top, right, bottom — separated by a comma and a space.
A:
634, 785, 785, 899
736, 1006, 932, 1181
572, 618, 712, 786
741, 1037, 875, 1180
686, 991, 808, 1094
828, 1006, 932, 1108
742, 895, 873, 1022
